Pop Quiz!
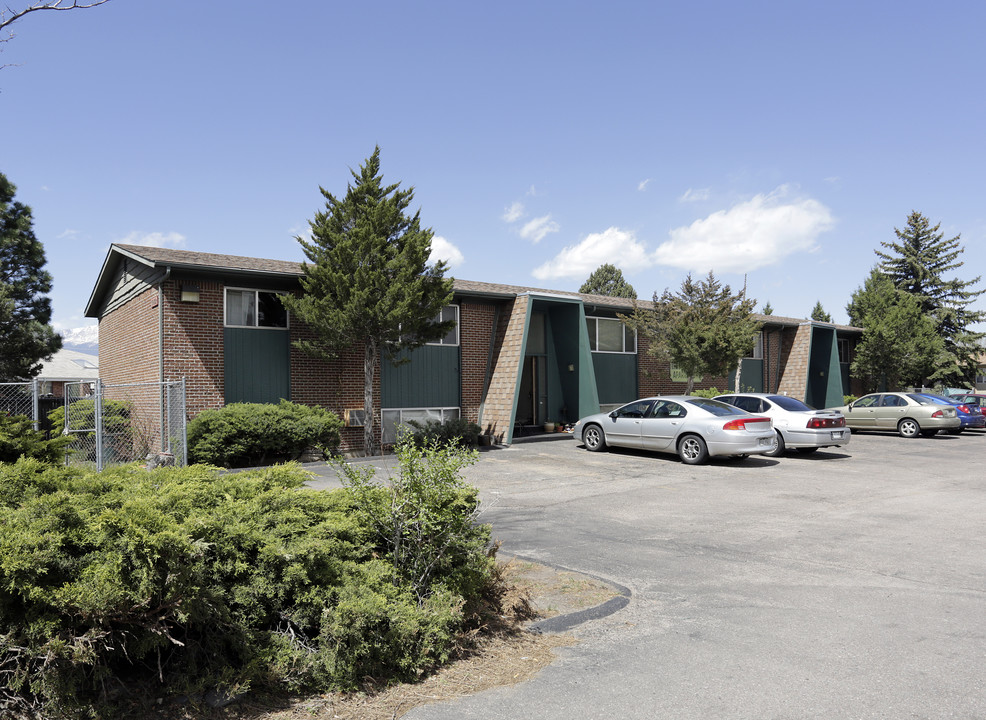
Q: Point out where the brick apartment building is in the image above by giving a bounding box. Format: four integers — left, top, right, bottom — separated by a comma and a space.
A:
85, 244, 862, 453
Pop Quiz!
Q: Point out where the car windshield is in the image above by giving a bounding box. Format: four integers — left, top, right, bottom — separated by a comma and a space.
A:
685, 397, 746, 417
767, 395, 813, 412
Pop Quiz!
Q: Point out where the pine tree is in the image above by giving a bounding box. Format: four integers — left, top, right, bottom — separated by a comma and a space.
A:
810, 301, 832, 323
874, 211, 984, 385
0, 172, 61, 380
631, 271, 760, 393
848, 268, 943, 391
760, 301, 773, 316
281, 148, 454, 455
579, 263, 636, 299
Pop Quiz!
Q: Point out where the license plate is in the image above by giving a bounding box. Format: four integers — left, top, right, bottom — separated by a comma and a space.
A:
831, 431, 844, 439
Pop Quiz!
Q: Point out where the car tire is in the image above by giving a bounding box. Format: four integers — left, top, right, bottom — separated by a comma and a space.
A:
677, 434, 709, 465
897, 418, 920, 438
582, 424, 607, 452
764, 430, 785, 457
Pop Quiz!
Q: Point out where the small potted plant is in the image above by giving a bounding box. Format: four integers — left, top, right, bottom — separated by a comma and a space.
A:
543, 420, 556, 432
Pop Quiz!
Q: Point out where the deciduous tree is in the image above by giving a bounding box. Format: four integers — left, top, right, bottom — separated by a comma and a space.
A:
0, 172, 61, 380
282, 148, 454, 455
630, 271, 760, 393
579, 263, 636, 299
1, 1, 111, 67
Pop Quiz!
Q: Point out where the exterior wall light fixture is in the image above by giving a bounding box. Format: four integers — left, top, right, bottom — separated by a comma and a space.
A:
180, 284, 201, 303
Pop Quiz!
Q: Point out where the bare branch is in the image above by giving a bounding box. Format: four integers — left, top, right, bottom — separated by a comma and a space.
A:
1, 0, 111, 66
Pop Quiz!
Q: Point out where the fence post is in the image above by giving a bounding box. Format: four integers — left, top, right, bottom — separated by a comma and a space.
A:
179, 380, 188, 466
31, 379, 40, 431
94, 380, 104, 472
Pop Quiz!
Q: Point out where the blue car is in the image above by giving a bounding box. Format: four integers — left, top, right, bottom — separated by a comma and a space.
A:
915, 393, 986, 433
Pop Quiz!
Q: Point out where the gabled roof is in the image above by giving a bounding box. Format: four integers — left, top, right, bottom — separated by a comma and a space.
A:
85, 244, 861, 332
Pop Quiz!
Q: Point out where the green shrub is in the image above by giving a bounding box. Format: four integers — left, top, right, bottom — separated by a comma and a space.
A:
690, 387, 723, 399
0, 413, 71, 463
405, 417, 482, 448
843, 394, 858, 405
187, 400, 342, 467
0, 440, 495, 716
47, 397, 149, 463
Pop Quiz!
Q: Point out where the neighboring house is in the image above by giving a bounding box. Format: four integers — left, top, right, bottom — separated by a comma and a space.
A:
36, 348, 99, 397
85, 244, 862, 453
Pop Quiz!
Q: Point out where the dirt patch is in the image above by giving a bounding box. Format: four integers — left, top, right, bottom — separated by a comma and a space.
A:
150, 559, 618, 720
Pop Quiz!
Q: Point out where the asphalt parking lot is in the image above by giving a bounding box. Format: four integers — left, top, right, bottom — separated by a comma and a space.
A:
309, 429, 986, 719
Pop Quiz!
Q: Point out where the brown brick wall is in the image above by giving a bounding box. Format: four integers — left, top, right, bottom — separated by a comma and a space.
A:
98, 286, 160, 387
161, 279, 225, 412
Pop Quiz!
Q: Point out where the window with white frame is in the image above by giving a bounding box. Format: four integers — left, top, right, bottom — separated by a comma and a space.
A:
225, 288, 288, 328
747, 332, 763, 360
427, 305, 459, 346
586, 316, 636, 353
381, 407, 460, 445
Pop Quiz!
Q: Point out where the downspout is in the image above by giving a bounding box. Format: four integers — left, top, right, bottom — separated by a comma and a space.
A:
159, 266, 171, 453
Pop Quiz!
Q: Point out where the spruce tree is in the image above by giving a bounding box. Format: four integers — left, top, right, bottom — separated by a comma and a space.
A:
631, 271, 760, 393
282, 148, 454, 455
810, 301, 832, 323
0, 172, 61, 380
875, 211, 984, 385
579, 263, 636, 299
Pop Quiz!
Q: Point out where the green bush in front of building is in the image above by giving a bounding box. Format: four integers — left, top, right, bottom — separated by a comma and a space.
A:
0, 438, 497, 718
187, 400, 342, 467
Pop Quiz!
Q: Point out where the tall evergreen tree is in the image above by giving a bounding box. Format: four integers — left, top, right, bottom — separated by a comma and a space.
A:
875, 211, 984, 385
760, 300, 774, 316
847, 268, 943, 391
630, 271, 760, 393
579, 263, 636, 299
0, 172, 61, 380
281, 148, 454, 455
810, 301, 832, 323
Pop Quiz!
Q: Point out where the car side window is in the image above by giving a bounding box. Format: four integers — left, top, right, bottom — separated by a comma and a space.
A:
854, 395, 879, 408
615, 400, 653, 419
733, 397, 762, 413
881, 395, 904, 407
652, 401, 686, 418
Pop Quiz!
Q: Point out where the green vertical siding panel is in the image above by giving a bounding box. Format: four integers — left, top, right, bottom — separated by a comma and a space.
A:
381, 345, 459, 408
591, 353, 638, 404
739, 359, 764, 392
224, 328, 290, 404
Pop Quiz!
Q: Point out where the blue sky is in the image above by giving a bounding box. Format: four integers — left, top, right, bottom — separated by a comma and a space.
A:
3, 0, 985, 333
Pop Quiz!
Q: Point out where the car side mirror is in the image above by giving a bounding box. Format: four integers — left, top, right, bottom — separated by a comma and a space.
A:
608, 411, 617, 419
847, 402, 854, 411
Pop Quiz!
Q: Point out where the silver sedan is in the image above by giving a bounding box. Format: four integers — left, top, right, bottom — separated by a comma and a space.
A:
715, 393, 850, 456
574, 396, 776, 465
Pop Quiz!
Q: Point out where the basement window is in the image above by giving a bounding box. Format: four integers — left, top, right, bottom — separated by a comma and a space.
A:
225, 288, 288, 328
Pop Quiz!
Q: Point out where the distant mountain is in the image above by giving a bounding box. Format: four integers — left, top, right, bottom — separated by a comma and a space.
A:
60, 325, 99, 354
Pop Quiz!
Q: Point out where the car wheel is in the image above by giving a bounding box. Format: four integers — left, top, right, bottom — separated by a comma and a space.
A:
582, 424, 607, 452
677, 435, 709, 465
795, 447, 818, 455
897, 418, 920, 438
764, 430, 785, 457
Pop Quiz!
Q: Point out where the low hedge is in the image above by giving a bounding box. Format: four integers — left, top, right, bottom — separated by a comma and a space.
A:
0, 413, 71, 464
187, 400, 342, 467
0, 440, 495, 718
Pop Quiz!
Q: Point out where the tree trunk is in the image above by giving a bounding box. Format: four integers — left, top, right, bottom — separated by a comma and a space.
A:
363, 339, 378, 456
686, 375, 695, 394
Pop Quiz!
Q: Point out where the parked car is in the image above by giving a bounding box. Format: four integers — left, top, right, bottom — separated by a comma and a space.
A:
573, 396, 776, 465
913, 392, 986, 432
714, 393, 850, 456
829, 392, 960, 438
952, 393, 986, 415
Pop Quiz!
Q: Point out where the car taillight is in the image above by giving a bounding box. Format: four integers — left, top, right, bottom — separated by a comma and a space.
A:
957, 404, 971, 414
722, 417, 771, 431
931, 410, 944, 418
807, 416, 846, 429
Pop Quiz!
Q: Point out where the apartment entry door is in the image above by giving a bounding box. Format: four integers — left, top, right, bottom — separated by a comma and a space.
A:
518, 355, 548, 427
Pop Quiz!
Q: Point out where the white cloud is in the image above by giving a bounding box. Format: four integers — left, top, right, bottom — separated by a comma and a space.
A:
532, 227, 650, 280
679, 187, 711, 203
638, 178, 652, 192
502, 201, 525, 223
429, 235, 465, 268
519, 214, 560, 244
117, 231, 187, 249
654, 187, 834, 273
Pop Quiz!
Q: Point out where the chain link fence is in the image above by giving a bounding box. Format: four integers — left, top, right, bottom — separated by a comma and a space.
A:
2, 379, 187, 471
